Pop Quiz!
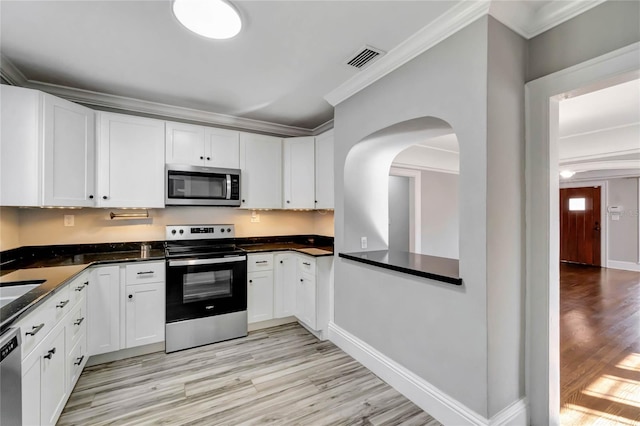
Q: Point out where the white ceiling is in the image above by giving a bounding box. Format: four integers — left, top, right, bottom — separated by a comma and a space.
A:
0, 0, 458, 130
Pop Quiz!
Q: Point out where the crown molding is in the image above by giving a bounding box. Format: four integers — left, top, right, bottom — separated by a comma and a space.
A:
324, 0, 491, 107
312, 119, 334, 136
0, 54, 28, 86
561, 159, 640, 173
22, 79, 313, 137
523, 0, 606, 39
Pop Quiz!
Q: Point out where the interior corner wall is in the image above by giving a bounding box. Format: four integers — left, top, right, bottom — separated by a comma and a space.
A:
0, 206, 20, 250
419, 170, 459, 259
527, 0, 640, 81
486, 17, 527, 417
333, 17, 490, 417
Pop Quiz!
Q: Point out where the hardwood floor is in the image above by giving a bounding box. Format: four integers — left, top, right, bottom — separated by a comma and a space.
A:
58, 323, 441, 426
560, 263, 640, 425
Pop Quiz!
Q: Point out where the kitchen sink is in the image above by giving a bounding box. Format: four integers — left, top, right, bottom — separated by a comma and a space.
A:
0, 280, 45, 308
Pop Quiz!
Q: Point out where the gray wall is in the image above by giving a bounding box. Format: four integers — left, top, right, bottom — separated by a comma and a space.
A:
388, 175, 411, 252
420, 170, 459, 259
333, 16, 526, 418
608, 177, 639, 263
527, 1, 640, 81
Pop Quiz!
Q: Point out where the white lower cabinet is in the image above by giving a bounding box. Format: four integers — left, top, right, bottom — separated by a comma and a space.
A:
274, 252, 297, 318
20, 271, 88, 426
247, 253, 275, 323
125, 282, 165, 348
89, 261, 166, 354
87, 265, 120, 356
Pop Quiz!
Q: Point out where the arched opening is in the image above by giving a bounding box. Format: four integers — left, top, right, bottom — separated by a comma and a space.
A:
343, 116, 459, 257
389, 133, 459, 258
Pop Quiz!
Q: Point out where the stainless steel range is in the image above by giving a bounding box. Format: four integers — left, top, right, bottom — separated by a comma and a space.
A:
165, 224, 247, 353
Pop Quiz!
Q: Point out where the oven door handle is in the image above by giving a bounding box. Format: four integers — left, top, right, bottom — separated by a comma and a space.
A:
168, 256, 246, 267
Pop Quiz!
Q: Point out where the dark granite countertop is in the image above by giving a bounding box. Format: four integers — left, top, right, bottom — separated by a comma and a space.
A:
339, 250, 462, 285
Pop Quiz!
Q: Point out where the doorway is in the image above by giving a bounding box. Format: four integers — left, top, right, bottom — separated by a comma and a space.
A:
560, 186, 602, 266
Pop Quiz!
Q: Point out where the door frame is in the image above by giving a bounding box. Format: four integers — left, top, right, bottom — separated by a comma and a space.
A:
559, 181, 608, 268
390, 167, 422, 253
525, 42, 639, 425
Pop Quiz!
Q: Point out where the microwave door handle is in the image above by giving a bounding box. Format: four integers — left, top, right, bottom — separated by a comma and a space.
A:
226, 174, 232, 200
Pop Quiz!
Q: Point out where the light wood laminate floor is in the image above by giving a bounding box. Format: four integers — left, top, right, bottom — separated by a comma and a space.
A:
560, 263, 640, 425
58, 323, 441, 425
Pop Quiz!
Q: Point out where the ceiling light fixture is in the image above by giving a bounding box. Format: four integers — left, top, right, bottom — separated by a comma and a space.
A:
172, 0, 242, 40
560, 170, 576, 179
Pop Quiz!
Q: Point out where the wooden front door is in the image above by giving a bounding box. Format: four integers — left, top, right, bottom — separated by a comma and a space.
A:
560, 187, 601, 266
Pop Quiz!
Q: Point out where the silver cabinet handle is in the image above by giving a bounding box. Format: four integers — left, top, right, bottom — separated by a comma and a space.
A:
255, 260, 268, 264
136, 271, 154, 275
74, 355, 85, 366
75, 286, 85, 292
74, 317, 85, 326
25, 323, 45, 336
56, 300, 69, 308
303, 262, 311, 266
43, 347, 56, 359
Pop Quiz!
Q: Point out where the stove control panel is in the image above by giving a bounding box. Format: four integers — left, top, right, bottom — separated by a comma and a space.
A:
166, 224, 235, 240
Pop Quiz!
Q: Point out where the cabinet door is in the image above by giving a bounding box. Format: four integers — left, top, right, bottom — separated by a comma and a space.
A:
125, 282, 165, 348
88, 266, 120, 356
166, 121, 206, 166
283, 137, 315, 209
22, 350, 42, 426
247, 271, 274, 323
96, 112, 165, 208
205, 127, 240, 169
40, 325, 67, 426
315, 129, 334, 209
295, 271, 317, 329
274, 253, 296, 318
42, 93, 96, 207
239, 133, 282, 209
67, 336, 87, 392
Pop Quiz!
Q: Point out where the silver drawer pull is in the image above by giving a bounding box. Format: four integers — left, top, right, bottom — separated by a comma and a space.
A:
302, 262, 311, 266
56, 300, 69, 308
74, 355, 85, 366
43, 347, 56, 360
74, 317, 85, 326
136, 271, 155, 275
255, 261, 269, 264
75, 286, 85, 292
25, 323, 45, 336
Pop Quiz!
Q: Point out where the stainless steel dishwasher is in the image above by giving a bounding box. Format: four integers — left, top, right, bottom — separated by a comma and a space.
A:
1, 327, 22, 425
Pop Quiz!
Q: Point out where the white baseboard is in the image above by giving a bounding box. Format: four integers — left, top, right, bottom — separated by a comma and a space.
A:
328, 322, 528, 426
607, 260, 640, 272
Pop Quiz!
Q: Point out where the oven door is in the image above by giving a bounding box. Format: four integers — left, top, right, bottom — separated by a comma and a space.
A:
166, 255, 247, 323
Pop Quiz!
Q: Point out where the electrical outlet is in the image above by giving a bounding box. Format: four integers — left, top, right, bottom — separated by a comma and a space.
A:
64, 215, 75, 227
250, 210, 260, 223
361, 237, 367, 249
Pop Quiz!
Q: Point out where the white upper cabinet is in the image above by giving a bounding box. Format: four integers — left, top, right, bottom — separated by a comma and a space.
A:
283, 137, 315, 209
0, 85, 95, 207
314, 129, 334, 209
96, 112, 165, 208
166, 121, 239, 168
239, 132, 282, 209
205, 127, 240, 169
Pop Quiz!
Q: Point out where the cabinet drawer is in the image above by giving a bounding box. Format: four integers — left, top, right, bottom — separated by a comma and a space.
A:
297, 256, 316, 275
17, 303, 54, 359
125, 261, 165, 284
248, 253, 274, 272
66, 300, 87, 350
69, 272, 89, 308
47, 285, 72, 325
67, 336, 87, 391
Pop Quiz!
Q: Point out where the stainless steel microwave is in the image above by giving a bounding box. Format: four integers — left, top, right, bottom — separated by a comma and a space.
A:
166, 164, 241, 207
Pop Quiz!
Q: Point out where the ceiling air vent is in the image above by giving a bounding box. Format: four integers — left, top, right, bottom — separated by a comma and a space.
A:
345, 46, 385, 69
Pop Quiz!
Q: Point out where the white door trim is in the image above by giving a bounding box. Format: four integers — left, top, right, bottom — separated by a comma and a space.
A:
559, 180, 608, 268
390, 167, 422, 253
525, 42, 640, 425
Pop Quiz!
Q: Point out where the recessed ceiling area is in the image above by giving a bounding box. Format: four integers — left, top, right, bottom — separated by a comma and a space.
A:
0, 0, 458, 130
